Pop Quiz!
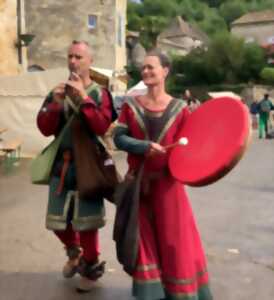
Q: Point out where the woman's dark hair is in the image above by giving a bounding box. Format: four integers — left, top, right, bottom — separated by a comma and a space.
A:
146, 49, 171, 70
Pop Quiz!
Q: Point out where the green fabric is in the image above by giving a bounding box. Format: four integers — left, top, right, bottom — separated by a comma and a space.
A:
87, 83, 101, 105
113, 126, 151, 154
132, 281, 213, 300
132, 280, 165, 300
258, 113, 269, 138
42, 82, 107, 231
259, 99, 272, 113
46, 176, 106, 231
30, 115, 74, 185
166, 284, 213, 300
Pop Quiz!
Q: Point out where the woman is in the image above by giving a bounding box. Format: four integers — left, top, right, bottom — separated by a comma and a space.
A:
113, 51, 213, 300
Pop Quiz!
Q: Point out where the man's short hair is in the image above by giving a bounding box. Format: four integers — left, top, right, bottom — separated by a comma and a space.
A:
71, 40, 90, 47
70, 40, 93, 57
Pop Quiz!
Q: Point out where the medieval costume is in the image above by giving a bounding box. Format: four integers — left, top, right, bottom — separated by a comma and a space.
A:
37, 82, 115, 283
113, 97, 213, 300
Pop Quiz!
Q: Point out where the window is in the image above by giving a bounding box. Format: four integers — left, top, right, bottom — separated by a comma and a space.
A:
88, 15, 97, 30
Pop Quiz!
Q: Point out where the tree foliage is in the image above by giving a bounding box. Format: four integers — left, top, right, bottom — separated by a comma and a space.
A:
168, 34, 266, 92
128, 0, 274, 40
260, 67, 274, 84
127, 0, 270, 89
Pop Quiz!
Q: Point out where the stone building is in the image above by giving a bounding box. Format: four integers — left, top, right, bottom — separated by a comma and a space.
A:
0, 0, 22, 75
126, 30, 146, 67
231, 10, 274, 46
157, 16, 209, 56
24, 0, 127, 78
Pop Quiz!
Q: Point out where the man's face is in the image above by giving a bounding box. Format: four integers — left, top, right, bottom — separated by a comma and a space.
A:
67, 43, 92, 77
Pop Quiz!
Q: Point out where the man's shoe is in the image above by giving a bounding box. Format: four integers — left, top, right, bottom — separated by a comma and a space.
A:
62, 245, 82, 278
78, 258, 106, 281
76, 277, 95, 293
63, 260, 79, 278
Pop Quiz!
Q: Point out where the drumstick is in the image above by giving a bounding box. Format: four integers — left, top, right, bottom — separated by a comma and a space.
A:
165, 137, 188, 149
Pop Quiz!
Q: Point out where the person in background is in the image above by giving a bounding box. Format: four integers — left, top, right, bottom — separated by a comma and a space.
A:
249, 99, 259, 130
257, 93, 273, 139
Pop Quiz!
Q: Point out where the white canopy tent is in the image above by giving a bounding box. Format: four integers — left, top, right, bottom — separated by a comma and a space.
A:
0, 67, 116, 157
0, 68, 69, 157
126, 81, 147, 96
208, 91, 242, 101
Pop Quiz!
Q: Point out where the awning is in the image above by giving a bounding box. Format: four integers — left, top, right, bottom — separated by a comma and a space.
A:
89, 67, 113, 87
89, 67, 128, 87
126, 81, 147, 96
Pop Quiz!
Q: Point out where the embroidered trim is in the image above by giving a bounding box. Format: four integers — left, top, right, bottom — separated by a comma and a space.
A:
166, 283, 212, 298
164, 269, 208, 286
126, 97, 148, 139
134, 278, 162, 284
157, 100, 187, 143
115, 122, 128, 129
136, 264, 160, 272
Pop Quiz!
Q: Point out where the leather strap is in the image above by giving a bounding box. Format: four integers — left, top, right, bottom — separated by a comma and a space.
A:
55, 150, 72, 195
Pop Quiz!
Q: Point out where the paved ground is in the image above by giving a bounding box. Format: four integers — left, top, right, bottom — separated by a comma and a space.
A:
0, 131, 274, 300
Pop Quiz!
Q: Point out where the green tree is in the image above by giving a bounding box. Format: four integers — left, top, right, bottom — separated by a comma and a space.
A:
125, 63, 142, 88
140, 16, 169, 49
168, 34, 266, 88
240, 42, 266, 82
204, 34, 265, 83
197, 8, 228, 36
199, 0, 227, 8
260, 67, 274, 84
219, 1, 247, 26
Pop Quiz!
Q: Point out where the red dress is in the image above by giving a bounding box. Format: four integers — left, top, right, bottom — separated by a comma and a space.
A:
114, 97, 213, 300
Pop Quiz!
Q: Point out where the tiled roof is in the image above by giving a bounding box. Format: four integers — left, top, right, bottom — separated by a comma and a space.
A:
158, 16, 209, 44
232, 10, 274, 25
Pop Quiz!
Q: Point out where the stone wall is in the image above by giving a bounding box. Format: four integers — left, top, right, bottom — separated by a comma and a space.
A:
0, 0, 20, 75
231, 22, 274, 45
246, 85, 274, 103
157, 40, 188, 56
25, 0, 126, 71
115, 0, 127, 71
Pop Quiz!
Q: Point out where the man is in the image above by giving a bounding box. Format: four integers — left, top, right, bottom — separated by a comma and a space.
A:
37, 40, 116, 292
257, 93, 273, 139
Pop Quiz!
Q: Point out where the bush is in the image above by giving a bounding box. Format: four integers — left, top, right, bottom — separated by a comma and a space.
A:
260, 67, 274, 84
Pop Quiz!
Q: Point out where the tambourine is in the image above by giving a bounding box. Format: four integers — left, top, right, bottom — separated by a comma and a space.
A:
168, 97, 251, 186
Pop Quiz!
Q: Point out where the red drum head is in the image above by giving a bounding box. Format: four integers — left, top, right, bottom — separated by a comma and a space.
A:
169, 97, 251, 186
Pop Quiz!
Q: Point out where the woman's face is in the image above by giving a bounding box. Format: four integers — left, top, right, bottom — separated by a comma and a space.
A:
141, 56, 169, 87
